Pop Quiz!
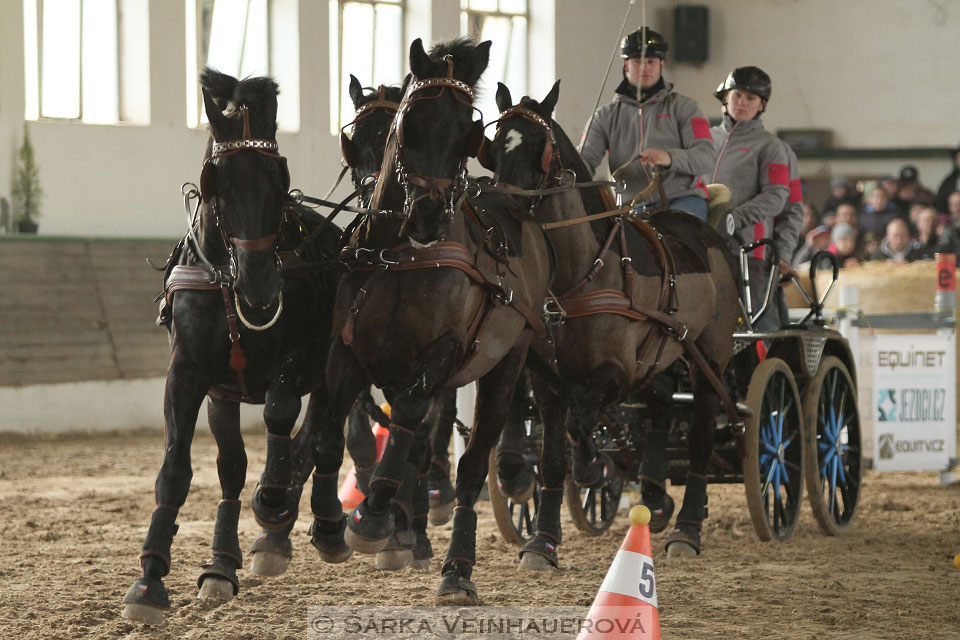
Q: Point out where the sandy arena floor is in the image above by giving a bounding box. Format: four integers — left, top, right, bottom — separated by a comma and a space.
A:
0, 428, 957, 639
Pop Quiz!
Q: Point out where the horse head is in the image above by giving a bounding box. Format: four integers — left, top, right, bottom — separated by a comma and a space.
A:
483, 80, 561, 193
395, 37, 490, 246
340, 75, 405, 206
199, 67, 288, 313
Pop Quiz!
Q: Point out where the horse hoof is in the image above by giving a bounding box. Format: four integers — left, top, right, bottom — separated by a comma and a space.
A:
121, 603, 165, 625
665, 525, 701, 557
344, 524, 391, 554
410, 557, 431, 570
436, 574, 479, 606
197, 577, 235, 603
309, 516, 354, 564
518, 552, 554, 572
666, 540, 699, 557
428, 499, 455, 526
375, 548, 413, 570
249, 550, 290, 577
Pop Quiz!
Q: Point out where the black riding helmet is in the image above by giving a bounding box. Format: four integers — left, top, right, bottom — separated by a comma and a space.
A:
714, 66, 772, 102
621, 27, 668, 59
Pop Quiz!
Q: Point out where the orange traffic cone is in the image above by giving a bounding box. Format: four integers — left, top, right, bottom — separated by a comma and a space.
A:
338, 403, 392, 510
577, 505, 660, 640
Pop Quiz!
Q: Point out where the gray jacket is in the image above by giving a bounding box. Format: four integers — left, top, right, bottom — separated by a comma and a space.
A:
580, 81, 715, 204
708, 114, 789, 254
773, 143, 804, 264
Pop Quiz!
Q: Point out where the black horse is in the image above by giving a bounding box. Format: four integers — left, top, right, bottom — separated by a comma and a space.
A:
484, 81, 740, 563
121, 68, 342, 624
309, 37, 553, 605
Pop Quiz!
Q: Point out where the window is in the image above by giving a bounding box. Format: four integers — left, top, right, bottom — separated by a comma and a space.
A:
329, 0, 405, 135
186, 0, 300, 131
460, 0, 528, 123
22, 0, 150, 124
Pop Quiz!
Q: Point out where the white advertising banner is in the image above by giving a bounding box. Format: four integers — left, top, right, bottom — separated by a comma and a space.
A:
872, 333, 956, 471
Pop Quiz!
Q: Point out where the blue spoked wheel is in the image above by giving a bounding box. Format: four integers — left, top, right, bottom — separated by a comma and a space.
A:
802, 356, 862, 535
744, 358, 805, 542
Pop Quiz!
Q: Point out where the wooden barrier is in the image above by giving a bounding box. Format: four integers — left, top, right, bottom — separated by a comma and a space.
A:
0, 238, 174, 386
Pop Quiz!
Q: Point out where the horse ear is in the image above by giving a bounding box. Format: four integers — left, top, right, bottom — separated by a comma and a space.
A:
340, 131, 358, 168
409, 38, 431, 77
540, 80, 561, 117
466, 40, 492, 86
476, 136, 496, 171
201, 87, 230, 140
495, 82, 513, 114
348, 74, 364, 109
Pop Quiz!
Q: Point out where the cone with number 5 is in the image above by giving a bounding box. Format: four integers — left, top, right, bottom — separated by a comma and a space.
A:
576, 505, 660, 639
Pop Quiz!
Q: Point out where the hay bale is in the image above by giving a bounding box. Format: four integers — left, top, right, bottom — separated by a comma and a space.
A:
786, 260, 938, 313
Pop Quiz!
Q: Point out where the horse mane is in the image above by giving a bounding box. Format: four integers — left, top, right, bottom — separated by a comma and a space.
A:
424, 37, 487, 90
550, 119, 607, 217
200, 67, 280, 141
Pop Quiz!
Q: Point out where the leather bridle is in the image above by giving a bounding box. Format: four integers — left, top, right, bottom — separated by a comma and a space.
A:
340, 86, 400, 202
394, 55, 484, 229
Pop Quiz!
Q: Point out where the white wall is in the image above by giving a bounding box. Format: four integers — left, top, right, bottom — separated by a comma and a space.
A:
2, 0, 959, 236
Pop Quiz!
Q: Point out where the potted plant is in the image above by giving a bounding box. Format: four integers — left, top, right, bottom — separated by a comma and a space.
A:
11, 124, 42, 234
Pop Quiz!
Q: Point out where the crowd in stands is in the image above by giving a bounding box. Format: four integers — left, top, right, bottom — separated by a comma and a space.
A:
790, 144, 960, 268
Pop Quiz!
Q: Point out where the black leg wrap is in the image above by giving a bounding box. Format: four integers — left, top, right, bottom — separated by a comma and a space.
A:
309, 513, 353, 563
676, 473, 709, 525
391, 462, 418, 530
367, 423, 415, 512
345, 496, 395, 550
251, 483, 299, 533
310, 472, 344, 530
209, 499, 243, 568
261, 433, 293, 488
412, 515, 433, 560
639, 429, 670, 497
140, 506, 179, 577
441, 507, 478, 579
249, 527, 293, 560
427, 460, 455, 510
519, 487, 563, 568
355, 462, 375, 495
123, 576, 171, 610
413, 473, 429, 524
197, 554, 239, 596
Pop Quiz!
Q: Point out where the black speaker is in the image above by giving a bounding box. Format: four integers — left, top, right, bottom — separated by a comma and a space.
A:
674, 5, 709, 64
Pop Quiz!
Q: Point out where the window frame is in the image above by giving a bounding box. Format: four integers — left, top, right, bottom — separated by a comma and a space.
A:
329, 0, 406, 135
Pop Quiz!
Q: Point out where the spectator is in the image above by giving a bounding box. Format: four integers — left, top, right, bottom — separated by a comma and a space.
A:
821, 177, 859, 217
859, 186, 903, 236
833, 201, 859, 229
867, 218, 925, 263
861, 231, 881, 257
828, 222, 860, 267
912, 205, 939, 260
933, 144, 960, 213
894, 164, 935, 210
947, 191, 960, 224
934, 195, 960, 255
793, 224, 832, 265
878, 174, 900, 203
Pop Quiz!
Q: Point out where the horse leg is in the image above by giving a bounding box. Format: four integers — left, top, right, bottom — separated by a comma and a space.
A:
346, 388, 379, 494
345, 386, 432, 554
518, 378, 568, 572
437, 343, 528, 605
122, 358, 206, 624
248, 389, 328, 577
197, 396, 245, 602
568, 363, 626, 487
411, 426, 434, 569
427, 388, 457, 526
375, 424, 429, 570
636, 371, 682, 533
493, 377, 536, 501
308, 348, 368, 563
665, 367, 718, 557
250, 371, 303, 533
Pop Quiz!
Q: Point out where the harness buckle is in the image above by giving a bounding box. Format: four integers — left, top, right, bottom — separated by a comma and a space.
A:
543, 297, 567, 325
378, 249, 400, 266
594, 257, 604, 269
730, 421, 746, 436
621, 256, 632, 265
349, 288, 367, 315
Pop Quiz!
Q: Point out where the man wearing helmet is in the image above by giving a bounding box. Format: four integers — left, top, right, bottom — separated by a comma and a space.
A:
708, 66, 790, 254
579, 27, 715, 220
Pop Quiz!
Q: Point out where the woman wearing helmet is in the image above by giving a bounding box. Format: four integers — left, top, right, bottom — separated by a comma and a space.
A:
579, 27, 715, 220
708, 66, 790, 254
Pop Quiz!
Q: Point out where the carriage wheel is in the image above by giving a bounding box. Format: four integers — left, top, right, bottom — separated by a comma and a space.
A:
488, 448, 540, 546
565, 428, 624, 536
802, 356, 862, 535
743, 357, 805, 542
